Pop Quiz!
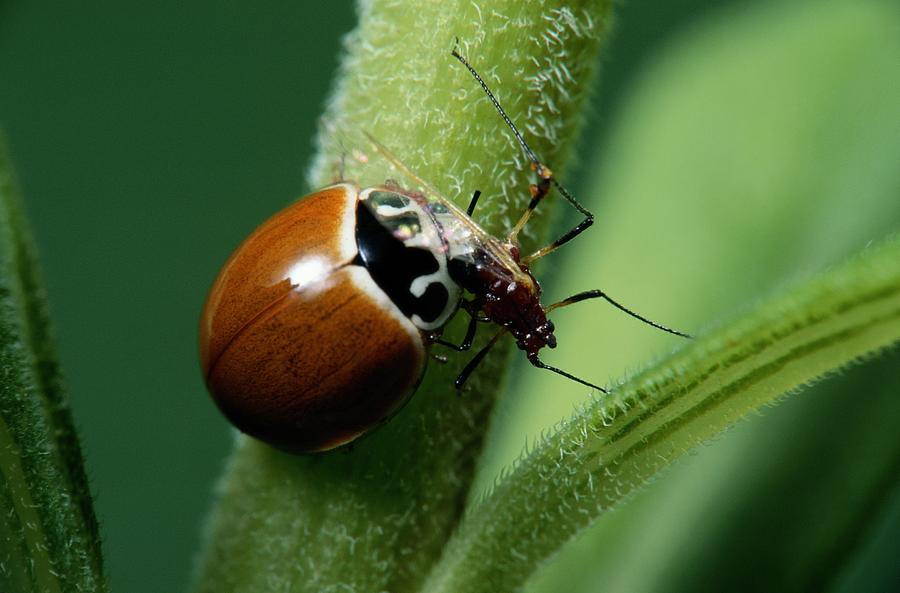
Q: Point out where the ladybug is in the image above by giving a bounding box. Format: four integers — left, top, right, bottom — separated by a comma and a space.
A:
199, 49, 689, 453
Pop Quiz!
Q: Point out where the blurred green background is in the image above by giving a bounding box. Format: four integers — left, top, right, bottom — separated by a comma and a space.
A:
1, 1, 898, 593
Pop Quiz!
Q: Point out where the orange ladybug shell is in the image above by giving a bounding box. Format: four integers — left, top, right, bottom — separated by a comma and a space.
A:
199, 184, 427, 453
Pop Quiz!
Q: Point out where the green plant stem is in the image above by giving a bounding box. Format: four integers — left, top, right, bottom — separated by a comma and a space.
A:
191, 2, 614, 593
514, 2, 900, 590
0, 137, 106, 592
421, 235, 900, 593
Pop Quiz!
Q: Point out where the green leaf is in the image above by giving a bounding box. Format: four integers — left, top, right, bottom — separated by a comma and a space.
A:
191, 2, 615, 593
508, 1, 900, 591
421, 232, 900, 593
424, 0, 900, 589
530, 348, 900, 593
0, 137, 107, 591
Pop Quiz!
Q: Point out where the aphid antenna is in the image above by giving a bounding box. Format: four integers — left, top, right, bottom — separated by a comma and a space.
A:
452, 44, 694, 342
450, 44, 593, 220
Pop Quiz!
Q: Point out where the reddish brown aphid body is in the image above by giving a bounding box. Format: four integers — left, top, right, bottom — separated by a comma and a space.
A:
450, 254, 556, 361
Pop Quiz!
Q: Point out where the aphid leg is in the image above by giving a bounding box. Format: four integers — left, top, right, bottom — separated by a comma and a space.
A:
546, 289, 692, 339
455, 328, 506, 390
507, 172, 552, 246
467, 189, 482, 217
527, 353, 608, 393
522, 196, 594, 263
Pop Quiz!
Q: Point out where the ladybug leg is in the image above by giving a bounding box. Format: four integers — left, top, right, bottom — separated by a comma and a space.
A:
337, 151, 347, 183
432, 299, 490, 351
454, 328, 506, 391
527, 354, 608, 394
545, 290, 692, 339
433, 312, 479, 352
329, 132, 349, 183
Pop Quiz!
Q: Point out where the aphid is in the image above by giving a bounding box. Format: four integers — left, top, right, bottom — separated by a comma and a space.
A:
198, 48, 689, 453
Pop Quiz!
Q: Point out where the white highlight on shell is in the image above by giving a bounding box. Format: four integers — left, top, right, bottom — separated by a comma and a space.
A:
287, 256, 331, 291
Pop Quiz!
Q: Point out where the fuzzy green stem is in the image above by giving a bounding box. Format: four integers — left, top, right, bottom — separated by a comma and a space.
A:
191, 2, 614, 593
422, 235, 900, 593
0, 137, 106, 592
